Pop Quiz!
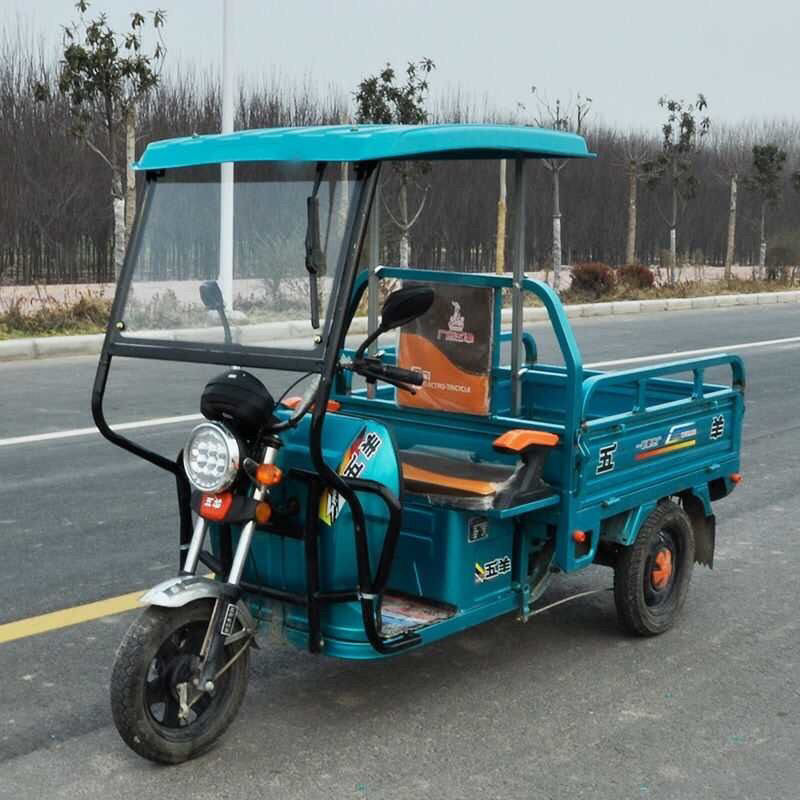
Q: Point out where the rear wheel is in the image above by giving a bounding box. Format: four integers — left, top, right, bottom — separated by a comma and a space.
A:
110, 600, 249, 764
614, 501, 694, 636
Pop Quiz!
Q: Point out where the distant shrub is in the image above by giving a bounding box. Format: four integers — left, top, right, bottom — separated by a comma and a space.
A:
0, 289, 111, 337
618, 264, 655, 289
570, 262, 615, 296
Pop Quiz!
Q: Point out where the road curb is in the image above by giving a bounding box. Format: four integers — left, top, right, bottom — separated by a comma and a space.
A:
1, 289, 798, 363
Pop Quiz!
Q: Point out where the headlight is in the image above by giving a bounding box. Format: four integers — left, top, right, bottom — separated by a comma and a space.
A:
183, 421, 240, 493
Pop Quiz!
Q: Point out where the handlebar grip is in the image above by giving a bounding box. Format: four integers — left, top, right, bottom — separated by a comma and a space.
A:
377, 364, 424, 386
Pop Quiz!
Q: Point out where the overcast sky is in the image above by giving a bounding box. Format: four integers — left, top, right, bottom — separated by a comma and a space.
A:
6, 0, 799, 131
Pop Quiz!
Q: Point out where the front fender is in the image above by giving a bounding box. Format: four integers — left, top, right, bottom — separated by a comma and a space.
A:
140, 575, 225, 608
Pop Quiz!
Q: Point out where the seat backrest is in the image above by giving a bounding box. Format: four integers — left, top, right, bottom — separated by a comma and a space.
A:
396, 282, 495, 415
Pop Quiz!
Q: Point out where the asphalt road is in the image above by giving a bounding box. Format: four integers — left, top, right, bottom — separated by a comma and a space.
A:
0, 304, 798, 799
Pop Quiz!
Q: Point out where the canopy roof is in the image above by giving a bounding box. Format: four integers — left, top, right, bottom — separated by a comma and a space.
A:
135, 123, 595, 170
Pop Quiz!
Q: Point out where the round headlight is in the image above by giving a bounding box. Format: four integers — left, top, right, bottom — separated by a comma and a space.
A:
183, 422, 240, 493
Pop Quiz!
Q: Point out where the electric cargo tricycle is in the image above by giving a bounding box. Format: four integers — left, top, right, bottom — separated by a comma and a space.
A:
93, 124, 745, 763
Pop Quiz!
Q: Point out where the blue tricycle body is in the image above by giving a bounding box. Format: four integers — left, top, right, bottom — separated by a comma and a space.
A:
226, 267, 744, 658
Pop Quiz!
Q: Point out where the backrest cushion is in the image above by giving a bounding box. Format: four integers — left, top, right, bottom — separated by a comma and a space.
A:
396, 282, 494, 415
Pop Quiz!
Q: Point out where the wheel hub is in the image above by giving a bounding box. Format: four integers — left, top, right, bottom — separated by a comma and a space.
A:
650, 548, 673, 590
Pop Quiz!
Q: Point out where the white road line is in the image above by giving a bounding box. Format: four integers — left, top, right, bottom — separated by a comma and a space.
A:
585, 335, 800, 369
0, 413, 203, 448
1, 334, 797, 448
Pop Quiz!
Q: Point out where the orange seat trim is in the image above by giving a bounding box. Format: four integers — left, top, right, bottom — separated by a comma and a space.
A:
401, 462, 497, 497
493, 429, 559, 453
281, 396, 341, 412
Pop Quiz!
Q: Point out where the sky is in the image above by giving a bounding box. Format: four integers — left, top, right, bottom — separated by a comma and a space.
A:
5, 0, 799, 131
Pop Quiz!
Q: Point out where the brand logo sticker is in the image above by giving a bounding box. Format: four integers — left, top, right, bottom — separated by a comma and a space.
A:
710, 415, 725, 440
474, 556, 511, 583
437, 300, 475, 344
596, 443, 618, 475
220, 602, 238, 637
468, 517, 488, 543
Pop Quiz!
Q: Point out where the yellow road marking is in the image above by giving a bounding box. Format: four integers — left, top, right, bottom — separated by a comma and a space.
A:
0, 588, 143, 645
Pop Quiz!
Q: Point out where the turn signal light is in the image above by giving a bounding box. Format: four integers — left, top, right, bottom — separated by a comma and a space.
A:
572, 530, 588, 543
255, 464, 283, 486
730, 472, 743, 484
255, 501, 272, 525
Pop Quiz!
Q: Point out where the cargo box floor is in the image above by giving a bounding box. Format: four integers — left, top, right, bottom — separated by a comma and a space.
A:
380, 594, 456, 636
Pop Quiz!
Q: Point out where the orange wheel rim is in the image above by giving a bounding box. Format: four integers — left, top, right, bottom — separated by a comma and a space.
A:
651, 549, 673, 589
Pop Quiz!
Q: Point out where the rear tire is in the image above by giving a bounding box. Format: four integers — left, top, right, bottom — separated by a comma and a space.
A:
110, 600, 249, 764
614, 501, 694, 636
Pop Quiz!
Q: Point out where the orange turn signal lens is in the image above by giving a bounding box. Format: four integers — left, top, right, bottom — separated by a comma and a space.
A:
255, 464, 283, 486
255, 501, 272, 525
572, 530, 588, 543
730, 472, 743, 484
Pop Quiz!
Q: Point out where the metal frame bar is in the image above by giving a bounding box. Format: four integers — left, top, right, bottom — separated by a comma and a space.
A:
510, 158, 527, 416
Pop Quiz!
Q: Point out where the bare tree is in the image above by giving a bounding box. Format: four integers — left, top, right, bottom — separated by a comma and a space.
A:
354, 59, 435, 267
495, 159, 507, 273
529, 89, 591, 287
643, 95, 710, 283
743, 143, 787, 269
34, 1, 165, 279
617, 133, 651, 264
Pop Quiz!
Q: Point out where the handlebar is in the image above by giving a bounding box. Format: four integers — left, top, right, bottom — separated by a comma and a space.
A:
363, 362, 424, 386
350, 357, 423, 393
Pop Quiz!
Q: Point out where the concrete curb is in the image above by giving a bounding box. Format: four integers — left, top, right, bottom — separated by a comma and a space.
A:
2, 289, 798, 363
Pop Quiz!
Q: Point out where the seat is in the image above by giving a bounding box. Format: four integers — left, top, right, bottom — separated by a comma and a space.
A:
400, 438, 557, 511
396, 283, 494, 415
401, 450, 515, 500
393, 281, 558, 510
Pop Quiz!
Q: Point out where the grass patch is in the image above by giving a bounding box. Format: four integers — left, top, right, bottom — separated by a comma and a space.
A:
560, 276, 799, 305
0, 290, 111, 340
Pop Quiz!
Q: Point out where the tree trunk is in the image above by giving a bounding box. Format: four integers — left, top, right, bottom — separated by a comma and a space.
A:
552, 167, 562, 288
125, 105, 137, 246
112, 170, 125, 281
337, 161, 350, 231
495, 159, 507, 274
759, 200, 767, 270
399, 173, 410, 267
625, 164, 637, 265
724, 173, 737, 280
669, 181, 678, 284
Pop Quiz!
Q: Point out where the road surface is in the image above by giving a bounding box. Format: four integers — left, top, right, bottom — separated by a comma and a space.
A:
0, 304, 798, 799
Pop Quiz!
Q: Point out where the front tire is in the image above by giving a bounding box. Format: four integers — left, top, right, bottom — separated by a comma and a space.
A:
110, 600, 249, 764
614, 501, 695, 636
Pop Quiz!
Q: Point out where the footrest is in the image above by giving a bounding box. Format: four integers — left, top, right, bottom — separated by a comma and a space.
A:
379, 594, 456, 637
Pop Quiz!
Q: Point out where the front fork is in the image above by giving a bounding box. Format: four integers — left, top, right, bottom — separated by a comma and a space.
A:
179, 444, 279, 697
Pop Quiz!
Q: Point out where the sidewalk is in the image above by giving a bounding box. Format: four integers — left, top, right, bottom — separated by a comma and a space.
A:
2, 289, 798, 362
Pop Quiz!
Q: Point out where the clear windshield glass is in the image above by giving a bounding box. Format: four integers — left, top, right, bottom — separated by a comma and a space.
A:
119, 161, 358, 350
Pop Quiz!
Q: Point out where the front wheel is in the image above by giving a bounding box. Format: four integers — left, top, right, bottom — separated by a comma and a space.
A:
614, 501, 695, 636
110, 600, 250, 764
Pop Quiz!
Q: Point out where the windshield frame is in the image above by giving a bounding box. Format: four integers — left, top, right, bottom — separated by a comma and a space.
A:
103, 160, 377, 373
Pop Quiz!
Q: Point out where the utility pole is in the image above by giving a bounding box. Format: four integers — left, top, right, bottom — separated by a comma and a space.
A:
219, 0, 234, 311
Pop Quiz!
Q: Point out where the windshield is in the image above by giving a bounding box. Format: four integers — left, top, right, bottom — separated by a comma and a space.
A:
117, 161, 359, 351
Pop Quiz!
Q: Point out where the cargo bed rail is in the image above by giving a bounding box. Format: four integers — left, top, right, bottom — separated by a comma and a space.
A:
580, 354, 745, 425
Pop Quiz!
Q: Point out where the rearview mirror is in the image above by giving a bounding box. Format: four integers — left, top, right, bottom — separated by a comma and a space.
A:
200, 280, 224, 311
380, 286, 434, 332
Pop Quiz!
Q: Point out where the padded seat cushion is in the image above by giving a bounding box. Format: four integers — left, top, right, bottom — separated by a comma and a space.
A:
399, 447, 555, 511
400, 450, 515, 503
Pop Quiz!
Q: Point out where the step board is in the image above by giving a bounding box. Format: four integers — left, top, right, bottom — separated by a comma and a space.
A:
380, 594, 456, 637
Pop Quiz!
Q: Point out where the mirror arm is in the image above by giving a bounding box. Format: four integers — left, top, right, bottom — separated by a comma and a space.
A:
353, 325, 383, 362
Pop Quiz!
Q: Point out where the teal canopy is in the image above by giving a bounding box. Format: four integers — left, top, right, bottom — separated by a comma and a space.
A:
135, 124, 594, 170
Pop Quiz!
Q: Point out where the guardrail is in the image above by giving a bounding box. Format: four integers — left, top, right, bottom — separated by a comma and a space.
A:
579, 353, 746, 422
